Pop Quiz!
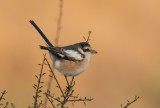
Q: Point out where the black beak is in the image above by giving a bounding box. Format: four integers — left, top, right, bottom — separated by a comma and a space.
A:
90, 49, 98, 54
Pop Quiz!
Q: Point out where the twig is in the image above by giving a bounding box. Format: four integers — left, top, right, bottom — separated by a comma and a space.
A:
34, 54, 46, 108
83, 31, 92, 43
45, 93, 62, 103
37, 101, 43, 108
68, 98, 93, 102
0, 90, 7, 102
11, 103, 15, 108
123, 96, 140, 108
55, 0, 64, 46
45, 57, 65, 97
61, 80, 75, 108
45, 94, 56, 108
4, 104, 8, 108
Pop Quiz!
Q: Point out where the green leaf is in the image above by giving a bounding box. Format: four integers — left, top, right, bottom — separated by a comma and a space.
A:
39, 86, 43, 89
49, 75, 53, 78
11, 103, 15, 107
38, 90, 42, 93
88, 31, 92, 35
56, 85, 59, 88
50, 99, 53, 103
47, 90, 50, 94
5, 102, 9, 106
121, 104, 122, 108
35, 75, 39, 79
56, 103, 61, 106
73, 81, 75, 85
83, 101, 86, 106
71, 90, 74, 93
57, 97, 60, 101
33, 86, 36, 89
44, 63, 47, 65
42, 73, 46, 76
135, 96, 137, 100
72, 102, 74, 106
37, 95, 41, 98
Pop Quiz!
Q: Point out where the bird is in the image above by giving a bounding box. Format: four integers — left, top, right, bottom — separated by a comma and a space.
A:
30, 20, 97, 87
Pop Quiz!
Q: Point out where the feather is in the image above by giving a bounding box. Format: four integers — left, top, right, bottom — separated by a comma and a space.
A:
63, 49, 83, 61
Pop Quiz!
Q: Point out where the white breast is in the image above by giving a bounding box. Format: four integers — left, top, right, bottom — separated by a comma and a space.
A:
74, 54, 91, 76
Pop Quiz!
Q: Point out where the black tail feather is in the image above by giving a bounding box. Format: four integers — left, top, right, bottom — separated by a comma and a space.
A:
39, 45, 49, 50
30, 20, 54, 47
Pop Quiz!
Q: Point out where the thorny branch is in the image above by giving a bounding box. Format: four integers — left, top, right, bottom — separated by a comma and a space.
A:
45, 94, 56, 108
0, 90, 15, 108
45, 92, 62, 103
45, 58, 65, 98
0, 90, 7, 102
34, 54, 46, 108
123, 96, 140, 108
68, 98, 93, 102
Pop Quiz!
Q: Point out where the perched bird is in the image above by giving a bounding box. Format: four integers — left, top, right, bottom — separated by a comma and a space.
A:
30, 20, 97, 87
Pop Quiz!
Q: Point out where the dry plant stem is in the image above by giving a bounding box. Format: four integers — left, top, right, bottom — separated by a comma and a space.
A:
37, 102, 43, 108
65, 75, 70, 87
34, 54, 46, 108
70, 76, 74, 86
45, 58, 65, 97
44, 72, 53, 107
123, 97, 140, 108
68, 99, 93, 102
44, 0, 64, 107
61, 78, 75, 108
55, 0, 63, 46
0, 91, 6, 102
45, 94, 56, 108
45, 93, 62, 103
4, 104, 7, 108
83, 31, 91, 42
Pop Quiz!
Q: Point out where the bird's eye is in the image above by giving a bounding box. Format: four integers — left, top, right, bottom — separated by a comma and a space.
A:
83, 48, 90, 52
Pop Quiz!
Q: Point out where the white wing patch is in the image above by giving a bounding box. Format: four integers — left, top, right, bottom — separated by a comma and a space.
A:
57, 53, 65, 58
63, 49, 83, 60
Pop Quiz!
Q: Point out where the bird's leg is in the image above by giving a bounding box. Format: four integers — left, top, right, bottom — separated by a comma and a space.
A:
65, 75, 70, 89
70, 76, 75, 86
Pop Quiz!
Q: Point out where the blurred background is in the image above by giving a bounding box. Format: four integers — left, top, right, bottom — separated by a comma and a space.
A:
0, 0, 160, 107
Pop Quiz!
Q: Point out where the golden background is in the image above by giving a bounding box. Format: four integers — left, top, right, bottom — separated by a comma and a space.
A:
0, 0, 160, 108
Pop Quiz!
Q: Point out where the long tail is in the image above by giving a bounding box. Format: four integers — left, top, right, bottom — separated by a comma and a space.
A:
39, 45, 50, 50
29, 20, 54, 47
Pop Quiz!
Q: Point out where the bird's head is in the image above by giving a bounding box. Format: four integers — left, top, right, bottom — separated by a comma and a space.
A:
78, 42, 98, 55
